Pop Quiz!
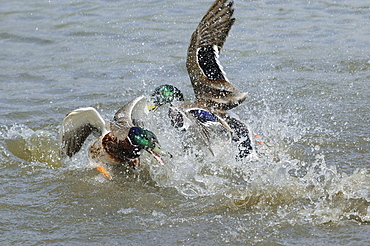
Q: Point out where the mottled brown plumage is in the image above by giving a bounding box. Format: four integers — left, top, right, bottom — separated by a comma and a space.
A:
186, 0, 248, 111
151, 1, 254, 158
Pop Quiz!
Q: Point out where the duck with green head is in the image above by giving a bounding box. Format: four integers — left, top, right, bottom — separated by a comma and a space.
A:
60, 96, 166, 178
151, 84, 253, 159
150, 0, 254, 158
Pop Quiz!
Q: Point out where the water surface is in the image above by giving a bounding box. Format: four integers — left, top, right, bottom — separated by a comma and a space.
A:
1, 0, 369, 245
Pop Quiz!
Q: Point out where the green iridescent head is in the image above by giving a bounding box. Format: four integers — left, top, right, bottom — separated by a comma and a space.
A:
128, 127, 158, 150
128, 127, 166, 165
151, 84, 184, 108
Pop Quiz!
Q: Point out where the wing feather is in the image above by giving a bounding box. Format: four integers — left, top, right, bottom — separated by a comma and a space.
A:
186, 0, 247, 110
60, 107, 108, 157
113, 96, 149, 128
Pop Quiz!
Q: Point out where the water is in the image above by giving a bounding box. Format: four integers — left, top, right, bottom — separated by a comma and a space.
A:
1, 0, 369, 245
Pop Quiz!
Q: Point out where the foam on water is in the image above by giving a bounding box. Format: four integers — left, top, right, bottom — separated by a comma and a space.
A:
142, 104, 369, 224
1, 103, 369, 225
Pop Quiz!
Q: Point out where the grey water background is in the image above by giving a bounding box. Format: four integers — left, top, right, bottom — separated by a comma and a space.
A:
1, 0, 369, 245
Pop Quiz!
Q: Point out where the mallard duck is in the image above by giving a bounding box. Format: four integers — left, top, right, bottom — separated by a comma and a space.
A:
150, 0, 254, 158
152, 0, 247, 111
151, 85, 253, 158
60, 96, 166, 178
151, 85, 233, 154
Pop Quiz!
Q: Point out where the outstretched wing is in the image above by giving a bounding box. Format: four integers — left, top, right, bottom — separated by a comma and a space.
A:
186, 0, 247, 110
60, 107, 109, 157
113, 96, 149, 128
